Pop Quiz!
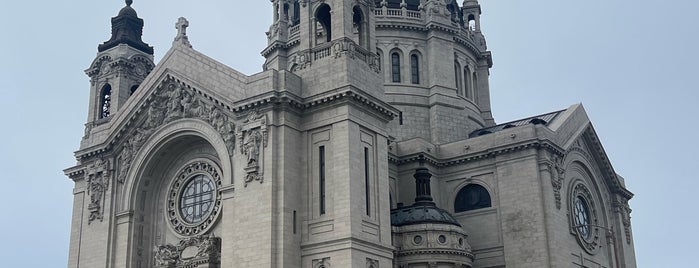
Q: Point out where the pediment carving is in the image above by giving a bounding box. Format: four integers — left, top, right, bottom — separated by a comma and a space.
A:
116, 77, 237, 184
86, 157, 112, 223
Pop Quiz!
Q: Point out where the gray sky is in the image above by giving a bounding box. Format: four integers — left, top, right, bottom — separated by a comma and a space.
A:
0, 0, 695, 267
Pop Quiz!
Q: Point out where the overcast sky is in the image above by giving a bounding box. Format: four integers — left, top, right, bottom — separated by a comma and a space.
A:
0, 0, 696, 267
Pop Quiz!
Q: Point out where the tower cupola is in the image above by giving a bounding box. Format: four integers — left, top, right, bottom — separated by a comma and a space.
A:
98, 0, 153, 55
83, 0, 154, 128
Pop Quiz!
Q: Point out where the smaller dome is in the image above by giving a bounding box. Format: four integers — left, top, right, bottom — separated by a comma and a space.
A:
118, 0, 137, 17
118, 6, 137, 17
391, 204, 461, 227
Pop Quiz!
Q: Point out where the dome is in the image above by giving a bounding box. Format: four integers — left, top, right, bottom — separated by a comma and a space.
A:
118, 6, 137, 17
391, 204, 461, 227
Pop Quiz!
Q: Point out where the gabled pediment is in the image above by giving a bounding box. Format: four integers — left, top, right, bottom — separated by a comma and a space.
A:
554, 106, 633, 200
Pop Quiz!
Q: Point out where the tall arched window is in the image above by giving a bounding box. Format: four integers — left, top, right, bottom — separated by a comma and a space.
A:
468, 14, 477, 31
454, 61, 462, 95
410, 54, 420, 84
292, 1, 300, 25
100, 84, 112, 119
454, 184, 491, 212
315, 4, 332, 44
353, 6, 368, 49
472, 72, 478, 102
463, 66, 472, 99
130, 85, 139, 96
391, 52, 401, 83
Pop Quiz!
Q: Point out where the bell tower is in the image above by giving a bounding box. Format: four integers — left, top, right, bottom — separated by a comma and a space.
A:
262, 1, 395, 267
84, 0, 154, 124
263, 0, 382, 98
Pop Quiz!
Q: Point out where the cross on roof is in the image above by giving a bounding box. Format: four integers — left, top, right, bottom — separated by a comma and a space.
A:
176, 17, 189, 38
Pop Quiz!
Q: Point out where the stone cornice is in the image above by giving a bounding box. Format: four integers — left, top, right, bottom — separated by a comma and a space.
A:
580, 125, 634, 200
75, 76, 397, 159
389, 139, 565, 167
395, 248, 474, 259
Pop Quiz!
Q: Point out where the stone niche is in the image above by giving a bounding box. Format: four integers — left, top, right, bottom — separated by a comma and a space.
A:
154, 234, 221, 268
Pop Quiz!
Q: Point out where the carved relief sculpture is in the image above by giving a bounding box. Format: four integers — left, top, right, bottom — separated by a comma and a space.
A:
550, 155, 566, 210
154, 234, 221, 268
116, 80, 237, 184
86, 157, 111, 223
237, 110, 269, 186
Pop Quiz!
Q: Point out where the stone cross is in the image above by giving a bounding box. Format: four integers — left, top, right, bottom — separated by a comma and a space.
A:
176, 17, 189, 38
174, 17, 192, 47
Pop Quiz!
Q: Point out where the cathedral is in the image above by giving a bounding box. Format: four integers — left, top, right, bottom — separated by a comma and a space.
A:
64, 0, 637, 267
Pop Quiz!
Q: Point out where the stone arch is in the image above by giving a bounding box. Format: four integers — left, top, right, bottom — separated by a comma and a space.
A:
120, 118, 232, 267
121, 118, 233, 212
314, 3, 332, 44
99, 83, 112, 119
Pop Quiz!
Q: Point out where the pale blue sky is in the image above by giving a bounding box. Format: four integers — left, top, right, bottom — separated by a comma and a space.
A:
0, 1, 696, 267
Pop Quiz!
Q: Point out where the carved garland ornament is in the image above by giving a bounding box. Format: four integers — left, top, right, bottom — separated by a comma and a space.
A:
86, 157, 111, 223
166, 160, 223, 237
237, 110, 269, 187
117, 81, 236, 184
154, 234, 221, 268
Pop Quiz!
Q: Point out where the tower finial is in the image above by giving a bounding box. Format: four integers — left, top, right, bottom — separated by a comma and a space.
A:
126, 0, 132, 6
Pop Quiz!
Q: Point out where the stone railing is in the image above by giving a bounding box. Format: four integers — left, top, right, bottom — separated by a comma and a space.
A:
290, 38, 379, 73
288, 24, 300, 39
374, 8, 423, 23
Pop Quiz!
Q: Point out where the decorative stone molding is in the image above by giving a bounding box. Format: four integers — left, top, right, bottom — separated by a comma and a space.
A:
366, 258, 379, 268
312, 257, 331, 268
237, 110, 268, 187
614, 200, 633, 245
154, 234, 221, 268
548, 154, 566, 210
86, 157, 111, 223
117, 79, 236, 184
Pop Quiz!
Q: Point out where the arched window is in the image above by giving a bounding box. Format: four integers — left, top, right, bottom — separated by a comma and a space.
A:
454, 184, 491, 212
410, 54, 420, 84
315, 4, 332, 44
391, 52, 401, 83
376, 48, 383, 72
130, 85, 139, 96
283, 3, 290, 21
99, 84, 112, 119
353, 6, 367, 48
472, 72, 478, 102
454, 61, 462, 95
463, 66, 471, 99
468, 14, 477, 31
292, 1, 300, 25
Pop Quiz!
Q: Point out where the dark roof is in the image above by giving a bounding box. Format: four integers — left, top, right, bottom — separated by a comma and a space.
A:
391, 204, 462, 227
469, 109, 564, 138
97, 1, 153, 54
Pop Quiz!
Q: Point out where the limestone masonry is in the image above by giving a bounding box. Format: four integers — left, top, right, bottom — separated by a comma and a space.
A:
64, 0, 637, 267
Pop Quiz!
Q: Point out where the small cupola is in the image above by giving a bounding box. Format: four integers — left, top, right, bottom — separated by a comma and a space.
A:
391, 167, 474, 267
98, 0, 153, 54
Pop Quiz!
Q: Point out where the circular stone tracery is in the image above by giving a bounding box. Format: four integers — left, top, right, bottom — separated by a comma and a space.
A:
167, 160, 223, 236
569, 182, 600, 254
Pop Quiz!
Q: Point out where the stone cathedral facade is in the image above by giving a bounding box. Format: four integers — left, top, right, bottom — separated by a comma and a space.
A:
64, 0, 637, 267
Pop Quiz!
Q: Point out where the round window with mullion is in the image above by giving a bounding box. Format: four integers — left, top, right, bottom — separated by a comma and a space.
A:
179, 174, 216, 224
167, 160, 223, 237
569, 182, 600, 254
